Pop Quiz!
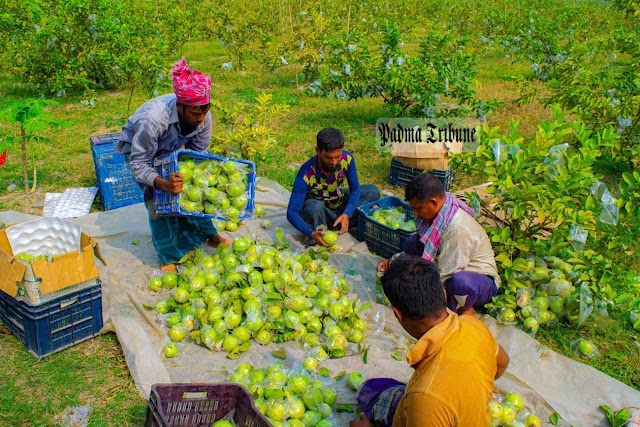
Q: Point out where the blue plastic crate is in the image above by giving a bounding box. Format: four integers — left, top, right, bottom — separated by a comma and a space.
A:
90, 133, 144, 211
153, 149, 256, 221
357, 196, 417, 259
388, 157, 455, 190
0, 280, 103, 358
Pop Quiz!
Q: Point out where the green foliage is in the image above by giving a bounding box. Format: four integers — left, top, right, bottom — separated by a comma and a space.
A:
209, 93, 290, 160
0, 0, 172, 97
313, 23, 501, 118
599, 405, 631, 427
0, 98, 67, 191
619, 170, 640, 217
462, 107, 638, 309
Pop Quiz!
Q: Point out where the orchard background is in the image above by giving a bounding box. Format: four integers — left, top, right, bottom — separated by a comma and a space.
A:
0, 0, 639, 425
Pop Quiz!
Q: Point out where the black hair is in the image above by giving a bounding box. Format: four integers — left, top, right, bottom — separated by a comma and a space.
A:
405, 173, 445, 202
316, 128, 345, 152
381, 254, 446, 320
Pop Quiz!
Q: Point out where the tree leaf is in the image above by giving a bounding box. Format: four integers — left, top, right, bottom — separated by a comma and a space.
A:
271, 349, 287, 360
336, 404, 355, 413
391, 352, 404, 361
333, 370, 346, 381
549, 412, 561, 425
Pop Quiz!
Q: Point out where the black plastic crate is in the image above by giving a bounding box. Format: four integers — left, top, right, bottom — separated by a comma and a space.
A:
153, 149, 256, 221
357, 196, 417, 259
0, 280, 103, 358
388, 157, 455, 190
90, 133, 144, 211
145, 383, 271, 427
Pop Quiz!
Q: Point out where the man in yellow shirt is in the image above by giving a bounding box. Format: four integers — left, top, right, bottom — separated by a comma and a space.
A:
352, 254, 509, 427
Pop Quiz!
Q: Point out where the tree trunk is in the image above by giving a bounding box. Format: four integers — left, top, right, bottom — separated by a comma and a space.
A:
21, 127, 28, 192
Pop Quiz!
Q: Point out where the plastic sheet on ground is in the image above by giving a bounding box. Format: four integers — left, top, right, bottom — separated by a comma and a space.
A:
1, 177, 638, 427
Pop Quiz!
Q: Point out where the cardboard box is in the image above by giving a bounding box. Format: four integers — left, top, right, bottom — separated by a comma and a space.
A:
392, 140, 463, 170
0, 226, 105, 299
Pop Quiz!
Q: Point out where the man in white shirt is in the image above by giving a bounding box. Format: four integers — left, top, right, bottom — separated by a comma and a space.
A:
378, 173, 500, 315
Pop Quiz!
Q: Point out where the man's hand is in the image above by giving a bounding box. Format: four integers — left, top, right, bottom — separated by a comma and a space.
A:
311, 230, 331, 247
155, 173, 183, 194
333, 213, 349, 235
377, 259, 393, 272
350, 413, 372, 427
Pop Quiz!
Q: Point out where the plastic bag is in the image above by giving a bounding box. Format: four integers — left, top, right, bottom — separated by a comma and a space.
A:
569, 224, 588, 252
591, 181, 619, 225
543, 143, 568, 178
491, 139, 520, 164
571, 338, 600, 359
53, 405, 93, 427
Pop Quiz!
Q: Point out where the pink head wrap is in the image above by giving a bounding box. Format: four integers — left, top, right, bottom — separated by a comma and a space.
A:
172, 58, 212, 106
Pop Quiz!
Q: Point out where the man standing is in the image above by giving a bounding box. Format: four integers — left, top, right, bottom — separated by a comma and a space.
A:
378, 173, 500, 316
287, 127, 380, 246
352, 254, 509, 427
116, 58, 229, 272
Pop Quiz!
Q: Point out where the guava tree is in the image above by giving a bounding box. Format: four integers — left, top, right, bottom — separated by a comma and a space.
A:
454, 107, 634, 310
0, 98, 67, 192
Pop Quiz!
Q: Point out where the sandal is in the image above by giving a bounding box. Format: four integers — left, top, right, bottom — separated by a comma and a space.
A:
208, 235, 233, 248
160, 263, 178, 273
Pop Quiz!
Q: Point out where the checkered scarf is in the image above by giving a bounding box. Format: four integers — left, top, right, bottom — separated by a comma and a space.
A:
172, 58, 211, 106
418, 193, 475, 262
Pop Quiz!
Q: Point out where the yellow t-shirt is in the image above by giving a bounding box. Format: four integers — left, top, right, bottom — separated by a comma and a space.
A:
393, 310, 498, 427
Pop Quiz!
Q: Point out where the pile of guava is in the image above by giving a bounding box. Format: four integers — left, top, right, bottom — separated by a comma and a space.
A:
489, 391, 542, 427
151, 233, 368, 359
370, 206, 415, 231
176, 154, 251, 224
493, 255, 592, 334
228, 363, 339, 427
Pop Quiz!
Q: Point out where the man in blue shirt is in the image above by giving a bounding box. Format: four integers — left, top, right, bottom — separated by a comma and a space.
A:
287, 128, 380, 246
116, 58, 229, 272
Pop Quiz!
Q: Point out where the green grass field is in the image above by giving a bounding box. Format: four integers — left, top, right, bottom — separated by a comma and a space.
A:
1, 33, 639, 426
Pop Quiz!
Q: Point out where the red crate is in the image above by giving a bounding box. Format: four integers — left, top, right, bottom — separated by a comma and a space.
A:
145, 383, 271, 427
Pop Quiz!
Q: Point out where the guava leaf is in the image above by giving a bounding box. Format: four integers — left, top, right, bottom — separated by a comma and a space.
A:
549, 412, 561, 425
336, 404, 355, 413
391, 352, 404, 361
333, 370, 346, 380
358, 302, 372, 312
271, 349, 287, 360
362, 348, 368, 364
318, 367, 332, 377
142, 303, 154, 310
276, 228, 284, 248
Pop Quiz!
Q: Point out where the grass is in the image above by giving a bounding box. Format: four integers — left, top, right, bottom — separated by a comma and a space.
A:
0, 33, 639, 426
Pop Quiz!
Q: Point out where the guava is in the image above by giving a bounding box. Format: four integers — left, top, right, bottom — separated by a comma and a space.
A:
225, 222, 238, 232
223, 335, 240, 353
301, 410, 322, 426
303, 357, 319, 372
503, 392, 525, 412
255, 204, 265, 216
488, 401, 503, 420
523, 317, 540, 332
577, 339, 595, 356
248, 327, 268, 344
500, 308, 516, 323
160, 272, 179, 288
322, 388, 337, 406
163, 343, 178, 358
174, 288, 189, 304
524, 414, 542, 427
302, 388, 324, 410
347, 371, 366, 391
261, 219, 273, 230
288, 397, 306, 419
165, 313, 182, 328
169, 324, 187, 342
232, 326, 251, 343
211, 419, 234, 427
149, 277, 163, 292
288, 375, 311, 394
322, 231, 339, 246
501, 405, 516, 423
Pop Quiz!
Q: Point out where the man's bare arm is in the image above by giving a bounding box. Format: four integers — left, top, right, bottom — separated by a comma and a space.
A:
496, 344, 510, 379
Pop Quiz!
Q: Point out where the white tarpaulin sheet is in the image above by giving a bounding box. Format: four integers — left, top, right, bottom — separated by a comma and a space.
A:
1, 177, 638, 426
